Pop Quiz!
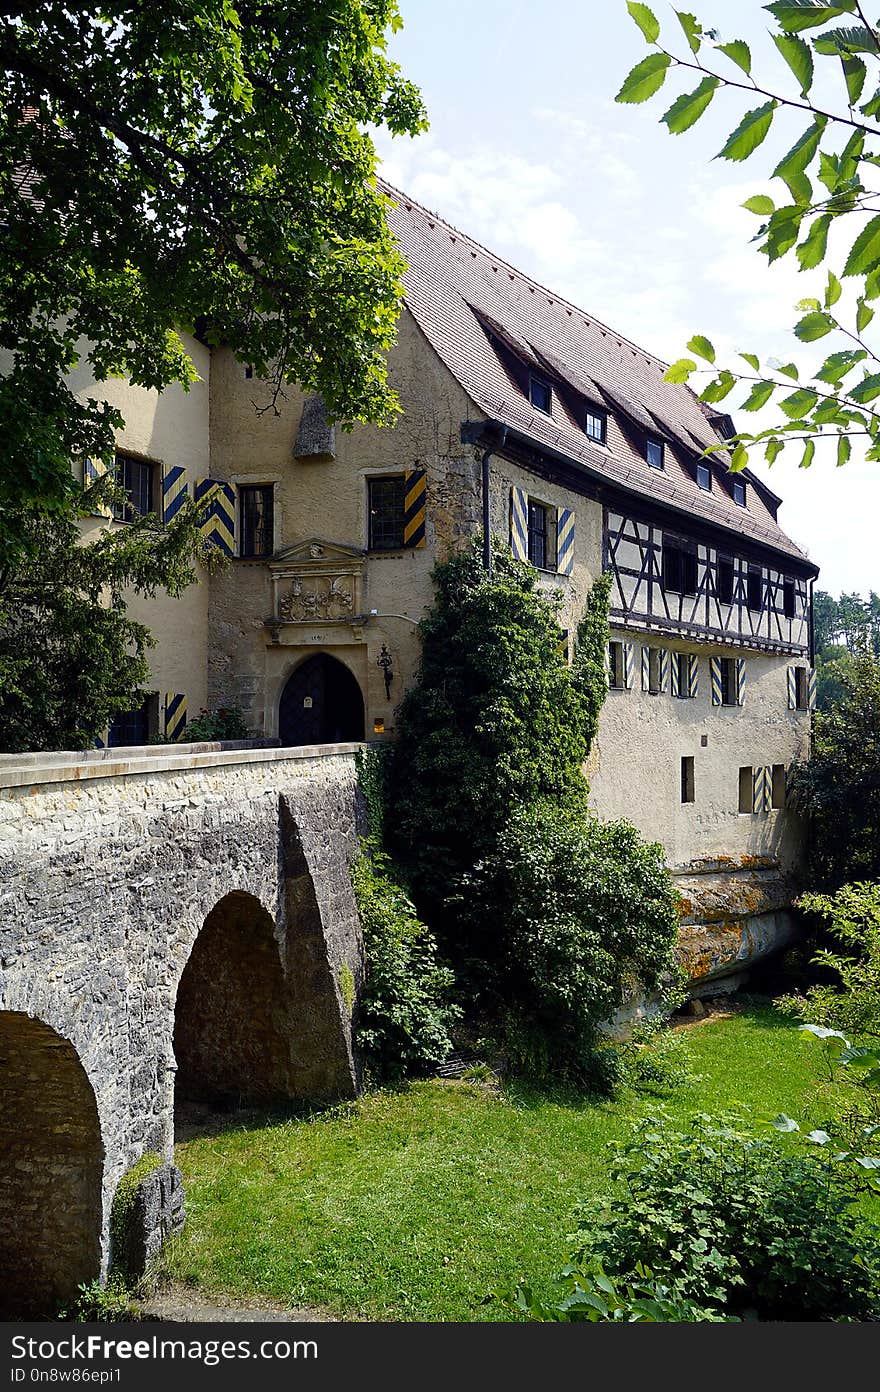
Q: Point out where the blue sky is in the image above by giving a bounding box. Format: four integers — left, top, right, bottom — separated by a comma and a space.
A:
374, 0, 879, 596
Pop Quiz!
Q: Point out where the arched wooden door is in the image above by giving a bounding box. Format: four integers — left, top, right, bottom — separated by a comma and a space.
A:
278, 654, 364, 746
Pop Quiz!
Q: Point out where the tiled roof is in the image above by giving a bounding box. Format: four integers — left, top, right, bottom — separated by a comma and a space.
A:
381, 180, 814, 569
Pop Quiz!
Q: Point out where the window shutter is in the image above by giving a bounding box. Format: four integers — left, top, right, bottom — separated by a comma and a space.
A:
194, 478, 235, 555
509, 486, 528, 561
84, 457, 111, 517
808, 666, 817, 710
659, 649, 670, 695
604, 643, 612, 684
753, 766, 771, 815
787, 666, 797, 710
162, 465, 189, 525
688, 654, 699, 699
164, 692, 187, 742
641, 646, 650, 692
624, 642, 634, 690
670, 652, 680, 698
710, 656, 722, 705
736, 658, 746, 706
404, 469, 427, 549
556, 508, 575, 575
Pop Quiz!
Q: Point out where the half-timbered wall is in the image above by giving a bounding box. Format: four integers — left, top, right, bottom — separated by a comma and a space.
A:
605, 507, 810, 654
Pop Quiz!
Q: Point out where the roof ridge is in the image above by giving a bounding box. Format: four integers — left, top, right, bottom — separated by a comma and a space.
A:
377, 176, 671, 373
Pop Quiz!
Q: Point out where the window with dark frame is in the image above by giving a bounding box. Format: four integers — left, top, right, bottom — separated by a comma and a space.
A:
647, 647, 661, 695
696, 462, 712, 491
608, 641, 625, 690
731, 478, 747, 507
646, 437, 664, 470
783, 578, 796, 619
584, 408, 606, 444
111, 453, 156, 521
107, 694, 157, 748
675, 651, 689, 698
529, 375, 552, 414
771, 764, 786, 809
795, 666, 809, 710
368, 476, 406, 550
717, 556, 734, 605
720, 657, 737, 707
681, 756, 695, 804
662, 540, 697, 595
239, 485, 274, 558
527, 498, 555, 569
747, 566, 764, 611
738, 766, 753, 813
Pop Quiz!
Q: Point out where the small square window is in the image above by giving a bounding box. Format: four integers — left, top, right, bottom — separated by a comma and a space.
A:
771, 764, 786, 809
717, 556, 734, 605
783, 578, 796, 619
585, 408, 606, 444
368, 476, 406, 550
647, 438, 664, 470
244, 365, 254, 380
747, 567, 764, 611
696, 463, 712, 491
681, 756, 695, 804
738, 766, 753, 814
107, 694, 158, 748
731, 478, 747, 507
529, 376, 552, 414
608, 641, 625, 690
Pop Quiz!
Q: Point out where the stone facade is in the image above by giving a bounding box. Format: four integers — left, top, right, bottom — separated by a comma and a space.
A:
0, 744, 364, 1313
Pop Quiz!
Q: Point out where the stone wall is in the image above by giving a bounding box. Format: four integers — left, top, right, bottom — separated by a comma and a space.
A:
0, 743, 364, 1307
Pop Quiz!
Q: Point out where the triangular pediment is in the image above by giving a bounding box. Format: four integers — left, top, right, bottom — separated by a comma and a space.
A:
269, 537, 365, 568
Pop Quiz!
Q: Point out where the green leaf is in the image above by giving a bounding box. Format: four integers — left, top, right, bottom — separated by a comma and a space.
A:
773, 33, 814, 95
797, 213, 831, 269
800, 438, 816, 467
865, 267, 880, 299
716, 39, 752, 74
825, 269, 843, 306
663, 76, 719, 133
773, 119, 826, 201
842, 52, 867, 104
718, 101, 777, 163
627, 1, 661, 42
838, 433, 852, 466
843, 215, 880, 276
740, 352, 761, 370
765, 437, 785, 463
815, 24, 880, 55
857, 297, 875, 332
741, 380, 776, 410
848, 372, 880, 402
676, 10, 703, 53
764, 205, 805, 261
688, 334, 716, 362
794, 311, 835, 340
780, 387, 819, 415
616, 52, 671, 103
743, 194, 776, 215
765, 4, 852, 34
730, 441, 749, 471
771, 1113, 801, 1132
700, 370, 736, 403
815, 349, 866, 382
777, 361, 801, 379
664, 358, 697, 382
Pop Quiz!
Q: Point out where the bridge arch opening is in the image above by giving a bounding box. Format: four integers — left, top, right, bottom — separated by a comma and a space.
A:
278, 653, 365, 746
0, 1012, 103, 1317
174, 892, 294, 1106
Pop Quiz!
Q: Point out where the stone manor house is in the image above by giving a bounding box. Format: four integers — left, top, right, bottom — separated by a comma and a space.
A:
78, 181, 818, 984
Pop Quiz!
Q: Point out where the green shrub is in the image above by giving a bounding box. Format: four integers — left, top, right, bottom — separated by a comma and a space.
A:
782, 882, 880, 1040
351, 846, 460, 1081
181, 705, 250, 742
575, 1116, 880, 1321
616, 1013, 696, 1095
356, 743, 394, 843
58, 1275, 136, 1323
506, 1261, 732, 1322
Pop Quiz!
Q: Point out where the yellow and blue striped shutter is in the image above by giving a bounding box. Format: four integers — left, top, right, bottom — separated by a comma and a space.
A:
641, 646, 651, 691
194, 478, 235, 556
557, 628, 569, 665
752, 765, 771, 815
556, 508, 575, 576
670, 652, 680, 698
404, 469, 427, 549
710, 656, 723, 706
688, 654, 699, 699
510, 486, 528, 561
659, 648, 670, 695
808, 667, 817, 710
84, 457, 111, 517
787, 666, 797, 709
164, 692, 187, 741
736, 658, 746, 706
623, 642, 634, 690
162, 465, 188, 525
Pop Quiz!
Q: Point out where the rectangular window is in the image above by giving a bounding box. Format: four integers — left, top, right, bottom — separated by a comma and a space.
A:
783, 578, 796, 619
107, 694, 157, 748
648, 647, 661, 695
368, 476, 406, 550
681, 756, 695, 804
717, 556, 734, 605
696, 462, 712, 491
771, 764, 786, 809
720, 657, 737, 707
527, 499, 555, 569
585, 408, 606, 444
675, 652, 689, 698
747, 567, 764, 611
529, 376, 552, 414
738, 766, 753, 814
239, 485, 274, 558
112, 453, 156, 521
663, 541, 697, 595
732, 478, 747, 507
608, 641, 625, 690
647, 437, 664, 470
795, 666, 809, 710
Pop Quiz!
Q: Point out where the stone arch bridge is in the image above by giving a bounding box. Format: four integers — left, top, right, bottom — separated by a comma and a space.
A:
0, 742, 365, 1317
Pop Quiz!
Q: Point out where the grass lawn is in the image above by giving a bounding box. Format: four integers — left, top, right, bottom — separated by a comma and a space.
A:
158, 1003, 845, 1321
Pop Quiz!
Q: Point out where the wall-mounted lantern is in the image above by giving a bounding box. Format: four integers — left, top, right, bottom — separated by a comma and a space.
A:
377, 644, 394, 701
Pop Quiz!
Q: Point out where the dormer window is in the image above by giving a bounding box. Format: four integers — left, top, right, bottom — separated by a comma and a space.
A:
585, 408, 607, 444
731, 478, 747, 507
529, 375, 552, 414
646, 437, 664, 470
696, 462, 712, 492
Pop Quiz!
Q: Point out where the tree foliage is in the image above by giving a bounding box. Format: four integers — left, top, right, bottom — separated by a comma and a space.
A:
814, 587, 880, 707
617, 0, 880, 472
0, 1, 426, 566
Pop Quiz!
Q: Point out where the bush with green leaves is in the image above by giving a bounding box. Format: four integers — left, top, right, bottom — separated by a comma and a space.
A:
783, 882, 880, 1039
351, 846, 459, 1082
574, 1115, 880, 1322
506, 1261, 732, 1323
180, 705, 250, 743
616, 1011, 696, 1095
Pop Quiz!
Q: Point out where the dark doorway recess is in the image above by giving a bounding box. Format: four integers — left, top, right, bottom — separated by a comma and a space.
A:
278, 654, 364, 746
0, 1013, 103, 1316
